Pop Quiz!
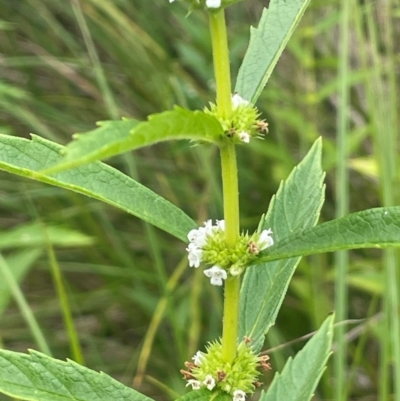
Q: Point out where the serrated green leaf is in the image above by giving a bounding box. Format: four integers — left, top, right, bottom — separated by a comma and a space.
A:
239, 138, 325, 352
0, 134, 196, 242
0, 222, 94, 250
257, 206, 400, 263
260, 315, 333, 401
235, 0, 311, 103
43, 108, 222, 174
0, 349, 154, 401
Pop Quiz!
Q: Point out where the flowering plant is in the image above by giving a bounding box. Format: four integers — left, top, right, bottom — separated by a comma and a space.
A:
0, 1, 399, 401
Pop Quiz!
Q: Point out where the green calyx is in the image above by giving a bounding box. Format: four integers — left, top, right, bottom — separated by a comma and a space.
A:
204, 100, 268, 145
202, 230, 262, 275
191, 340, 261, 395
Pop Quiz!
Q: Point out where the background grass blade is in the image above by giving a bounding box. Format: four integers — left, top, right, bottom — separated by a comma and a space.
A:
0, 249, 42, 317
0, 222, 94, 250
0, 254, 51, 356
334, 0, 351, 399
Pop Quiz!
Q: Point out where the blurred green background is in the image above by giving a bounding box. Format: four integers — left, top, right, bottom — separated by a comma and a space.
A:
0, 0, 399, 400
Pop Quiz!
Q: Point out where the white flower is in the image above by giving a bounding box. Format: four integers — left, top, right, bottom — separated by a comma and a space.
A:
203, 219, 214, 235
187, 243, 203, 268
186, 379, 201, 390
238, 131, 251, 143
206, 0, 221, 8
169, 0, 175, 2
233, 390, 246, 401
192, 350, 205, 366
186, 219, 224, 268
232, 93, 249, 109
215, 219, 225, 231
188, 227, 208, 248
204, 265, 227, 286
258, 228, 274, 250
203, 374, 216, 390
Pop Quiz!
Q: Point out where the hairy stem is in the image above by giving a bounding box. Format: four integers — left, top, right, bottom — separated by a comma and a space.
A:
209, 10, 232, 118
220, 144, 240, 363
210, 9, 240, 363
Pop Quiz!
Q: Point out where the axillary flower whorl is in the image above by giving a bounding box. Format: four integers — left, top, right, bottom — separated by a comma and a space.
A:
204, 94, 269, 145
186, 219, 274, 286
181, 340, 272, 400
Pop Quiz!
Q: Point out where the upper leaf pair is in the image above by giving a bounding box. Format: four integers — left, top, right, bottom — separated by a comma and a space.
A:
40, 0, 313, 175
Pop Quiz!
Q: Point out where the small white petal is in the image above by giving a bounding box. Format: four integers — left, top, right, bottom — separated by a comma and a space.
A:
187, 228, 200, 243
258, 229, 274, 250
203, 219, 214, 235
192, 351, 205, 365
203, 374, 216, 390
204, 266, 227, 286
169, 0, 175, 2
210, 277, 223, 286
186, 379, 201, 390
187, 246, 203, 268
233, 390, 246, 401
232, 93, 249, 109
216, 219, 225, 231
206, 0, 221, 8
238, 131, 251, 143
188, 226, 208, 248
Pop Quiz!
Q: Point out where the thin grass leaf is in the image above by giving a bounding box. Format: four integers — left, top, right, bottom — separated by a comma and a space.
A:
0, 254, 51, 355
0, 134, 196, 242
0, 349, 154, 401
235, 0, 311, 103
0, 222, 94, 250
0, 249, 42, 316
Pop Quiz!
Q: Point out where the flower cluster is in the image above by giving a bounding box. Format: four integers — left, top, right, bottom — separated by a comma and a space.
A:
186, 219, 274, 286
186, 219, 228, 286
181, 340, 271, 399
205, 94, 269, 145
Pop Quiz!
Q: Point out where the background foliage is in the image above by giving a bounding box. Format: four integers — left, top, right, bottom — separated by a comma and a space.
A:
0, 0, 399, 400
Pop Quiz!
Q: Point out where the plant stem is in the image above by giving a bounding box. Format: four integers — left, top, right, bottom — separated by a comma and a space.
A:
209, 10, 232, 119
220, 144, 240, 245
220, 144, 240, 363
209, 9, 240, 363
